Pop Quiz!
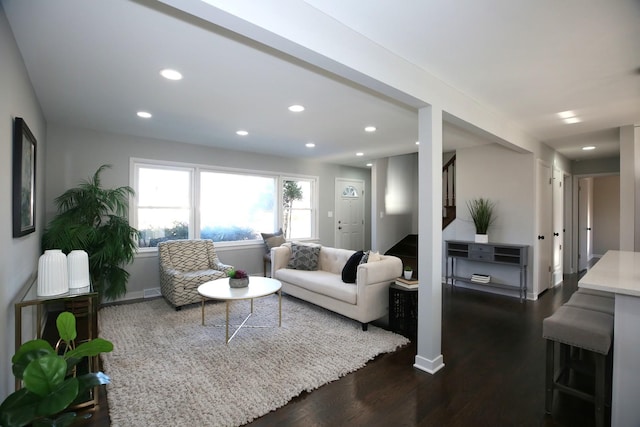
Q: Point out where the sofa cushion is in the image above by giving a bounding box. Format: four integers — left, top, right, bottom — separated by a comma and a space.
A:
276, 269, 357, 304
341, 250, 364, 283
287, 242, 321, 270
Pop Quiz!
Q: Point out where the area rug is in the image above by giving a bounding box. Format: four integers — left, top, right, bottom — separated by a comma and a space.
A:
99, 294, 409, 426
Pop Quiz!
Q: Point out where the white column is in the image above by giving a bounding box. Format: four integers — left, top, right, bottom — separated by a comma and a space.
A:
414, 106, 445, 374
619, 125, 640, 251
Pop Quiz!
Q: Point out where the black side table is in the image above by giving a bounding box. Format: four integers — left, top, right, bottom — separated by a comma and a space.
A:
389, 283, 418, 339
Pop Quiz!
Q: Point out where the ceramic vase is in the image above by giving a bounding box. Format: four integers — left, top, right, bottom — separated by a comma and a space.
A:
37, 249, 69, 297
475, 234, 489, 244
229, 277, 249, 288
68, 249, 91, 290
404, 270, 413, 280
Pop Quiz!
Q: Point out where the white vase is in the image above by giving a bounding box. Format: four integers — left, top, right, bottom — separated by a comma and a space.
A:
37, 249, 69, 297
68, 249, 90, 290
404, 270, 413, 280
475, 234, 489, 243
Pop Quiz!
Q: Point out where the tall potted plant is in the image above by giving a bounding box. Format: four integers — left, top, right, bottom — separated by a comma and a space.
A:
467, 197, 495, 243
42, 165, 139, 300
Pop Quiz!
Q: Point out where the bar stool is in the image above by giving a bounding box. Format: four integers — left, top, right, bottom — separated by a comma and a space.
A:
543, 305, 613, 427
565, 292, 615, 315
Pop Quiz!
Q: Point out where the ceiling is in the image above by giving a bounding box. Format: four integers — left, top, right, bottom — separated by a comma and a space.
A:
2, 0, 639, 167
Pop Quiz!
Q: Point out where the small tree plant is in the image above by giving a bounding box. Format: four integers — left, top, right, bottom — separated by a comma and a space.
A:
282, 180, 303, 239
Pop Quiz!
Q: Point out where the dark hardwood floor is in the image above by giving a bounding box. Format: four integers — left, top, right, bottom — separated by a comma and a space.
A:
82, 273, 606, 426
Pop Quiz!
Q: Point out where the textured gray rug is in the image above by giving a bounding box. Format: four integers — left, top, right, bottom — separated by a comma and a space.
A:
99, 294, 409, 426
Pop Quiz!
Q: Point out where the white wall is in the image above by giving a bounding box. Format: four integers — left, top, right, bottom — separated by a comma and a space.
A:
44, 124, 372, 301
593, 175, 620, 255
449, 143, 535, 297
0, 5, 47, 401
371, 153, 417, 253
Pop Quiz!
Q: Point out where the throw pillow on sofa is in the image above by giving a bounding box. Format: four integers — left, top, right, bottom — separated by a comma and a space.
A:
341, 250, 364, 283
287, 242, 321, 270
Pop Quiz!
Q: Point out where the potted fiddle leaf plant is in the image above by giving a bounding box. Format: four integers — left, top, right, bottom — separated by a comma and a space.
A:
467, 197, 495, 243
0, 312, 113, 427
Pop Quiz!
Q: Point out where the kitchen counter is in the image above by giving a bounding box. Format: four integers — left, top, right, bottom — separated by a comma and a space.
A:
579, 250, 640, 427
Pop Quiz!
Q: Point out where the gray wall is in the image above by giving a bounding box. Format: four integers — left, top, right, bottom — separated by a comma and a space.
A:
0, 5, 47, 401
571, 156, 620, 175
448, 143, 535, 297
45, 124, 372, 300
592, 175, 620, 255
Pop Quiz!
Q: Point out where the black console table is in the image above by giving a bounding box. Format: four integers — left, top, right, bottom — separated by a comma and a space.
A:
445, 240, 529, 301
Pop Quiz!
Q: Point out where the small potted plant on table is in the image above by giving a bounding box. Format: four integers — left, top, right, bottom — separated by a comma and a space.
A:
467, 197, 495, 243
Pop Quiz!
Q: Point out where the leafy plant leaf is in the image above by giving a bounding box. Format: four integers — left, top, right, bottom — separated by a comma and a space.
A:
55, 312, 77, 343
0, 388, 40, 427
23, 356, 67, 398
12, 340, 55, 380
66, 339, 113, 359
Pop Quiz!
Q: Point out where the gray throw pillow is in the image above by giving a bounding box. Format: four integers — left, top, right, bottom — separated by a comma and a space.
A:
261, 229, 284, 253
287, 242, 321, 271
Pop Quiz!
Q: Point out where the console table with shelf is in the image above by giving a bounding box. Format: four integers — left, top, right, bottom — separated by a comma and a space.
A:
445, 240, 529, 301
13, 275, 99, 407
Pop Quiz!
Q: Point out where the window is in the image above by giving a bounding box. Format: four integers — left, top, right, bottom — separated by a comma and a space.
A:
282, 178, 314, 239
132, 159, 317, 249
200, 171, 276, 242
135, 165, 192, 248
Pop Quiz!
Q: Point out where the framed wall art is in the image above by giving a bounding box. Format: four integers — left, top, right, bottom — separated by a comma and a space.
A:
12, 117, 37, 237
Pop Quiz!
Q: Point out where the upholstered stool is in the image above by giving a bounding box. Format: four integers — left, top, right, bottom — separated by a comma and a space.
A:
576, 288, 614, 299
565, 292, 615, 315
543, 305, 613, 427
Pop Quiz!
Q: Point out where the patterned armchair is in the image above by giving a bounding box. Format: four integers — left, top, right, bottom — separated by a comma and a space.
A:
158, 239, 234, 310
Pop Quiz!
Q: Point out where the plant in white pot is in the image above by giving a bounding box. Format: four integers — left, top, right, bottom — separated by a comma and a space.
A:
403, 266, 413, 280
467, 198, 495, 243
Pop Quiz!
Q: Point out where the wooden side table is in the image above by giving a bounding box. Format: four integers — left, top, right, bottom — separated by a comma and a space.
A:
389, 283, 418, 339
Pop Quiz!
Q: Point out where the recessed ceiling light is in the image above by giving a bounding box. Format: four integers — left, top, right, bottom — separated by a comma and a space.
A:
366, 163, 373, 167
415, 141, 420, 145
137, 111, 152, 118
557, 110, 575, 119
305, 142, 315, 148
356, 152, 364, 156
582, 146, 596, 151
236, 130, 248, 136
160, 69, 183, 80
364, 126, 376, 132
564, 117, 581, 124
288, 105, 305, 112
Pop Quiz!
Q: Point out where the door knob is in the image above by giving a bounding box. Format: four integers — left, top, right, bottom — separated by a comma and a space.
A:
338, 226, 342, 230
538, 235, 545, 240
553, 232, 559, 236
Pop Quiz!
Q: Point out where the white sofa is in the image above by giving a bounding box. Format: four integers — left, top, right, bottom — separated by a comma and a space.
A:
271, 244, 402, 330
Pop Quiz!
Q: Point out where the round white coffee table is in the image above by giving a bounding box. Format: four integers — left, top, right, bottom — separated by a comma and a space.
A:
197, 276, 282, 343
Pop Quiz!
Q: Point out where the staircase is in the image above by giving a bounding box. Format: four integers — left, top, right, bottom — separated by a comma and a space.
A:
443, 154, 456, 229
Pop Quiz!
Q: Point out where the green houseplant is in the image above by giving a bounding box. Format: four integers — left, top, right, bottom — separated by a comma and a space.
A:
467, 198, 495, 243
0, 312, 113, 427
41, 165, 139, 300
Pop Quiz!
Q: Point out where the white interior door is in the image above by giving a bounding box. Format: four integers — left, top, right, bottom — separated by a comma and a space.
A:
552, 167, 564, 286
578, 177, 593, 271
536, 161, 553, 295
335, 179, 365, 250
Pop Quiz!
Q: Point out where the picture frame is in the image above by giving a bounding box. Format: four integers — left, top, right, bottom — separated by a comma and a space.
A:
12, 117, 37, 237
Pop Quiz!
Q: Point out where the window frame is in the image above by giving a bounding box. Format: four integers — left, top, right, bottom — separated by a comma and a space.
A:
130, 158, 319, 253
